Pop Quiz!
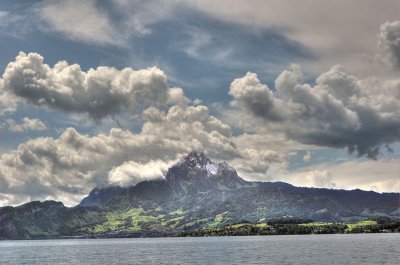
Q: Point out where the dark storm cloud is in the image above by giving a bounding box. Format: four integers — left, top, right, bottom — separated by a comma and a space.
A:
229, 72, 283, 121
229, 64, 400, 158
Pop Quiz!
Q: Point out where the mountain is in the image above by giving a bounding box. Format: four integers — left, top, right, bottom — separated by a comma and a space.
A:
1, 152, 399, 239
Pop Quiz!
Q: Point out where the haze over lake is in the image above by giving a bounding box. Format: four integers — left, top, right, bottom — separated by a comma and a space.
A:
1, 234, 399, 265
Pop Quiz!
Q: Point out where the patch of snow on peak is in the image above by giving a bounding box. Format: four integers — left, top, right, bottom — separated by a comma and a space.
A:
206, 162, 218, 175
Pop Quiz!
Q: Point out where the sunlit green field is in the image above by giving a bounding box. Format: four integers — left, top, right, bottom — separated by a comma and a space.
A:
300, 220, 378, 231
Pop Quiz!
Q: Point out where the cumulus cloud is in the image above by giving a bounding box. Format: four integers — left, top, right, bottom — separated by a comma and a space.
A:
0, 85, 397, 206
141, 105, 236, 159
21, 117, 47, 131
0, 79, 18, 115
1, 3, 399, 208
5, 117, 47, 132
379, 21, 400, 69
0, 103, 240, 206
224, 132, 312, 182
229, 148, 283, 181
0, 52, 283, 206
0, 52, 181, 120
228, 64, 400, 158
5, 119, 23, 132
0, 100, 302, 205
108, 160, 175, 187
229, 72, 282, 121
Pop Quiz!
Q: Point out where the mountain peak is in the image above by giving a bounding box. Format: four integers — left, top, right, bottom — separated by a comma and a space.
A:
183, 151, 211, 167
165, 152, 250, 192
218, 161, 236, 174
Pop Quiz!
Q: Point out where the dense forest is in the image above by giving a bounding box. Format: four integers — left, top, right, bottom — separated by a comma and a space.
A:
180, 217, 400, 237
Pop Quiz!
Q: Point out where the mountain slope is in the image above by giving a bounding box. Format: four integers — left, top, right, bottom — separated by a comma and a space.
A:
1, 152, 399, 239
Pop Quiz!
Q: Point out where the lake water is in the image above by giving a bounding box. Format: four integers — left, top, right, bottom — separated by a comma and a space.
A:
0, 234, 399, 265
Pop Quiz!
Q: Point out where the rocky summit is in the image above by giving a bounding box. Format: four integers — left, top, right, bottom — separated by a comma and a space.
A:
1, 152, 399, 239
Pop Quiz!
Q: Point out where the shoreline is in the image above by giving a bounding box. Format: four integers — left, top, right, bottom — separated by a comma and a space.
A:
1, 231, 399, 242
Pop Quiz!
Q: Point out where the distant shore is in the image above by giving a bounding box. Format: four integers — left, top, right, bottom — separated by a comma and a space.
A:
2, 218, 399, 240
180, 220, 400, 237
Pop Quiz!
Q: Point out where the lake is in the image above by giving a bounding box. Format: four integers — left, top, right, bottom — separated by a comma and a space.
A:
0, 234, 399, 265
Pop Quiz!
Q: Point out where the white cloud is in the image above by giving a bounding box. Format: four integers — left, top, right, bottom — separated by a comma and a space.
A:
38, 0, 124, 46
227, 132, 313, 182
0, 2, 398, 208
0, 52, 180, 120
4, 117, 47, 132
4, 117, 46, 133
0, 102, 240, 206
228, 63, 400, 158
36, 0, 179, 46
229, 148, 283, 181
166, 87, 189, 106
2, 1, 396, 80
185, 0, 399, 77
303, 151, 312, 162
5, 119, 23, 132
279, 159, 400, 192
21, 117, 47, 131
379, 20, 400, 69
108, 159, 176, 187
0, 96, 397, 206
0, 80, 18, 115
3, 0, 398, 79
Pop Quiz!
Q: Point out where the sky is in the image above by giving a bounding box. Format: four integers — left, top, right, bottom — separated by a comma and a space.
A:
0, 0, 399, 206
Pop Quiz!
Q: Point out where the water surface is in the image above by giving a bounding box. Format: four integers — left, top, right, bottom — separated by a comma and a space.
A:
1, 234, 399, 265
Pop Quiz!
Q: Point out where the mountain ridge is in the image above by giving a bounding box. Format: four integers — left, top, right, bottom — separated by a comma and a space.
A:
1, 152, 399, 239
